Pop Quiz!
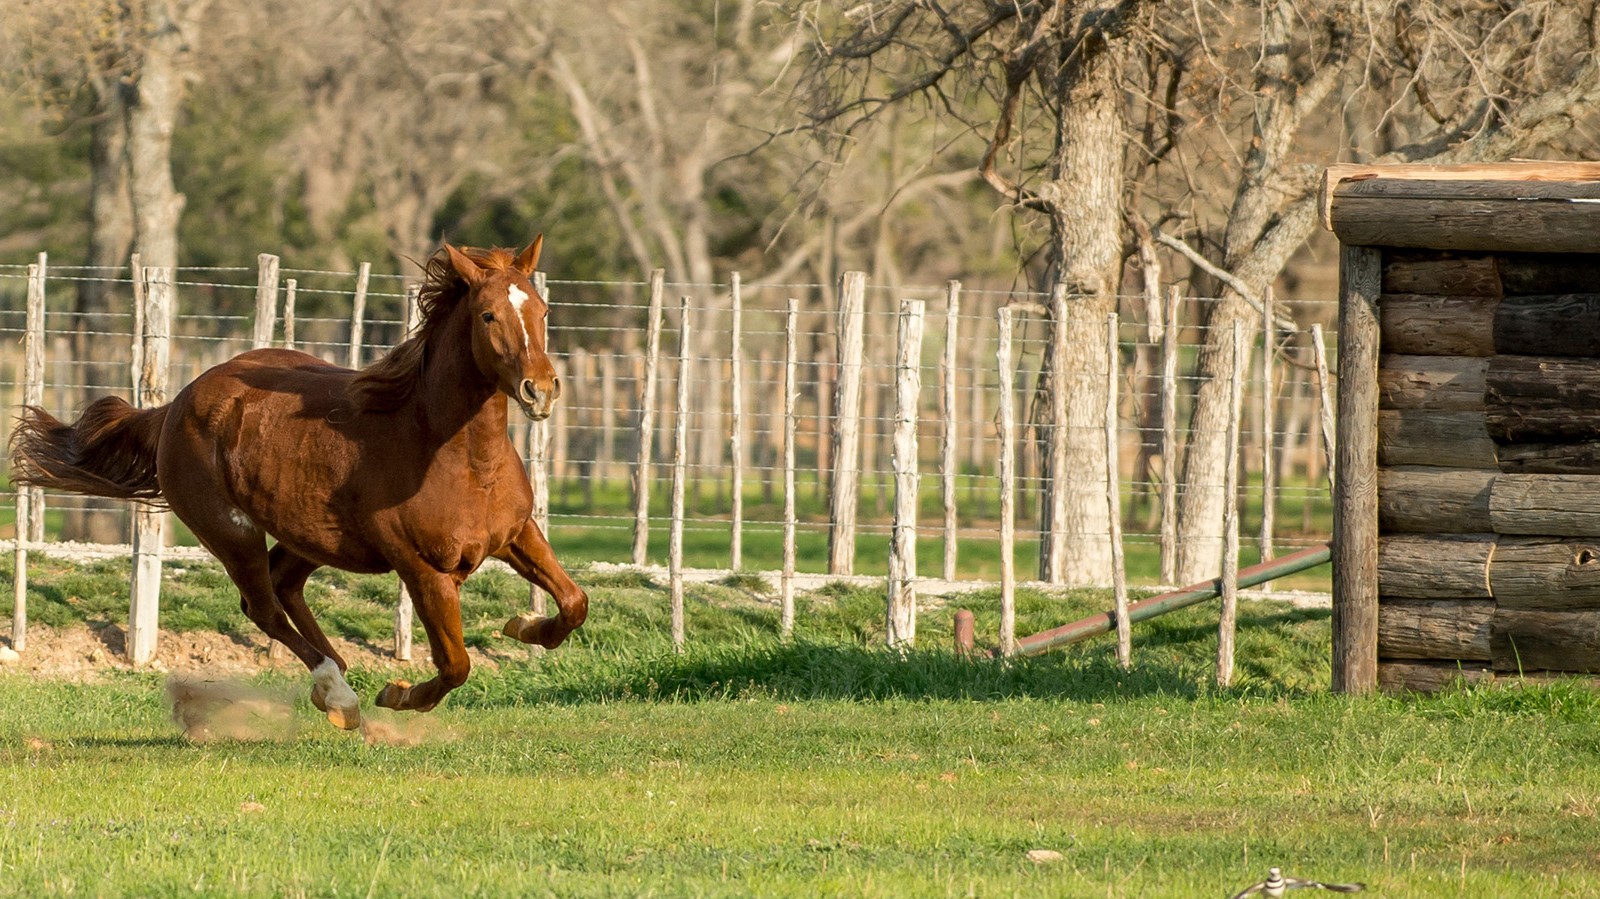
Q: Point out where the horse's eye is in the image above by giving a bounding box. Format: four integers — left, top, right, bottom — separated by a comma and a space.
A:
481, 312, 494, 323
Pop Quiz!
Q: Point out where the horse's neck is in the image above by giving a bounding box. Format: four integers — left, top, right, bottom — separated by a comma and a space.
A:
413, 321, 509, 459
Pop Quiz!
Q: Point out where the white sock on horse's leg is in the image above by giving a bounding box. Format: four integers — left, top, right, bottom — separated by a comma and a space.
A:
311, 658, 361, 730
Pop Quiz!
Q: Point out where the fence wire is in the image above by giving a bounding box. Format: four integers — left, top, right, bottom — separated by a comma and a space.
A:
0, 261, 1336, 588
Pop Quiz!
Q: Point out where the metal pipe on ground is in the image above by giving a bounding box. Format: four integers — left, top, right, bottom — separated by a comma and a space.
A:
1004, 543, 1332, 658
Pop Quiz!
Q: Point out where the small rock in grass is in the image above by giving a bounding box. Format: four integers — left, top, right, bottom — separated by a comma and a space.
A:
1026, 849, 1064, 864
240, 801, 266, 813
0, 646, 19, 664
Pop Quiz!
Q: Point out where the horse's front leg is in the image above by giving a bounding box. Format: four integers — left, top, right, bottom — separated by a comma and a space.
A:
494, 518, 589, 649
375, 568, 471, 713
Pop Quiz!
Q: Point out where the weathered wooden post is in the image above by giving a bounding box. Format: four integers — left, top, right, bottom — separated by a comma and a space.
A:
941, 280, 961, 582
670, 297, 692, 651
23, 254, 46, 547
729, 272, 745, 570
633, 269, 666, 566
528, 272, 553, 623
1310, 322, 1336, 491
828, 271, 866, 574
282, 278, 298, 350
1107, 313, 1130, 669
1217, 321, 1247, 687
1159, 286, 1181, 585
781, 299, 800, 638
1332, 242, 1382, 694
347, 261, 371, 369
1259, 286, 1277, 589
1041, 283, 1070, 583
129, 267, 173, 665
996, 306, 1018, 656
12, 257, 47, 652
887, 299, 925, 648
253, 253, 279, 349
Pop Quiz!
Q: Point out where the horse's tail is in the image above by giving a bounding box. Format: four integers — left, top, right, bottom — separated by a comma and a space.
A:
9, 398, 169, 504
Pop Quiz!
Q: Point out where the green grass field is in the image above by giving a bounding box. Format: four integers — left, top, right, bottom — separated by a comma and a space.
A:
4, 555, 1595, 896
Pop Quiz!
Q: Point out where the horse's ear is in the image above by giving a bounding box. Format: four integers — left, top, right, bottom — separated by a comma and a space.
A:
444, 243, 485, 286
514, 234, 543, 277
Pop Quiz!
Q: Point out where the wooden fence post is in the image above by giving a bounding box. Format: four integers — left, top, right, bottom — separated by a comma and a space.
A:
828, 271, 866, 574
282, 278, 298, 350
1311, 322, 1337, 491
1107, 313, 1130, 669
129, 267, 173, 665
729, 272, 745, 570
394, 282, 420, 660
670, 297, 692, 651
887, 299, 925, 648
1217, 321, 1247, 687
1042, 283, 1070, 582
633, 269, 666, 566
1333, 245, 1382, 694
941, 280, 961, 582
12, 257, 47, 652
253, 253, 279, 349
1259, 286, 1277, 588
1159, 286, 1181, 585
997, 306, 1018, 657
347, 261, 370, 369
529, 272, 552, 534
781, 299, 799, 638
528, 271, 553, 622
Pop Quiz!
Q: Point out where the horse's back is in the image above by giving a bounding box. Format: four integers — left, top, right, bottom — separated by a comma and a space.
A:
158, 348, 393, 570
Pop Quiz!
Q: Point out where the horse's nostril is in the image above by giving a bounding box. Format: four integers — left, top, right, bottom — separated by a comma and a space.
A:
519, 379, 538, 404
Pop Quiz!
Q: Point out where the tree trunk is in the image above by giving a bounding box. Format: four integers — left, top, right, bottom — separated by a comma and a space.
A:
62, 88, 135, 543
1034, 32, 1126, 586
124, 0, 208, 272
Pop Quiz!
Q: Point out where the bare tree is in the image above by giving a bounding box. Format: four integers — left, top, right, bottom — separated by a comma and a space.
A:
804, 0, 1600, 585
3, 0, 210, 540
803, 0, 1158, 585
1163, 0, 1600, 581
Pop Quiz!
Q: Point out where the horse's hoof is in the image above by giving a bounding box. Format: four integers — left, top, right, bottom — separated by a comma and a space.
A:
504, 614, 568, 649
502, 613, 539, 642
325, 703, 362, 731
376, 680, 412, 710
311, 658, 360, 729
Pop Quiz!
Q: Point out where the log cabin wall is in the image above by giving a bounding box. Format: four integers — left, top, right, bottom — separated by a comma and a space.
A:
1325, 162, 1600, 693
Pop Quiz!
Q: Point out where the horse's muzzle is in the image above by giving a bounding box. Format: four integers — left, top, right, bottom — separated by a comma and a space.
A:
518, 377, 559, 420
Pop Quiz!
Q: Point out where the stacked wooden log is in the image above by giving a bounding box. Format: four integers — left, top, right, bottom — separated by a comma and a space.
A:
1377, 249, 1600, 691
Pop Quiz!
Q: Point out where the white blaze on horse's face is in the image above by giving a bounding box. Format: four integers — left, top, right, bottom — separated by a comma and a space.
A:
470, 274, 558, 421
506, 284, 533, 351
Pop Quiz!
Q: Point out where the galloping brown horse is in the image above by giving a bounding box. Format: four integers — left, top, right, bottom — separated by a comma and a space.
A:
10, 238, 587, 729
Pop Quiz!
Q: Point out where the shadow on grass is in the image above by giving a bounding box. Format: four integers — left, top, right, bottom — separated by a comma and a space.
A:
444, 633, 1320, 709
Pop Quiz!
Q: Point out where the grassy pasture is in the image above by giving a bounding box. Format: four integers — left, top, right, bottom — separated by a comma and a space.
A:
2, 556, 1598, 896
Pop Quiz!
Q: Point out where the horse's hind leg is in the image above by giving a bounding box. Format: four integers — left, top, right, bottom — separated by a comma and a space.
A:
208, 539, 361, 729
375, 567, 469, 713
173, 502, 362, 730
494, 519, 589, 649
267, 545, 350, 716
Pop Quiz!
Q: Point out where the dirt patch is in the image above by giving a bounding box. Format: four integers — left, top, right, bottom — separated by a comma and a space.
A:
0, 622, 533, 681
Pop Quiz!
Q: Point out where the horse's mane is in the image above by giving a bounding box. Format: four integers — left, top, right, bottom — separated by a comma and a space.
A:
348, 245, 521, 411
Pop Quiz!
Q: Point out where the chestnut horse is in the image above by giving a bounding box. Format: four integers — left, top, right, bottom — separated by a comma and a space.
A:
10, 238, 587, 729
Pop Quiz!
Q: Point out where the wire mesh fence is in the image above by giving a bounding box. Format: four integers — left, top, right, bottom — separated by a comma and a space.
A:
0, 254, 1338, 599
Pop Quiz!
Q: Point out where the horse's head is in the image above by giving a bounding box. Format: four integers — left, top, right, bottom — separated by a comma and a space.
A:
445, 236, 560, 420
